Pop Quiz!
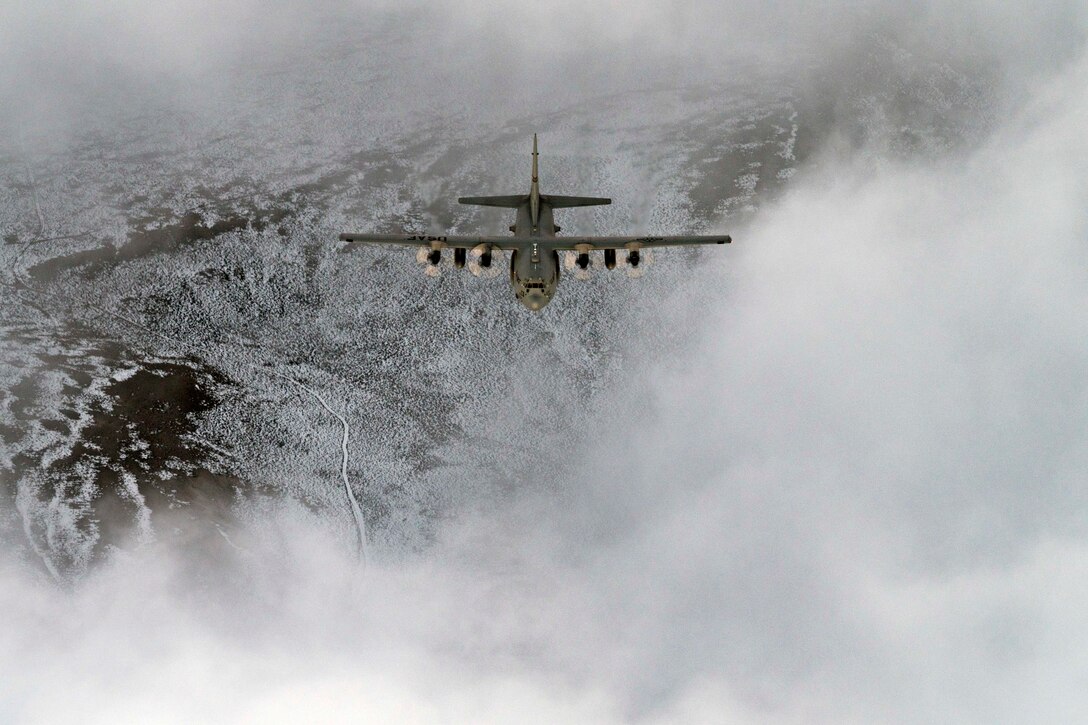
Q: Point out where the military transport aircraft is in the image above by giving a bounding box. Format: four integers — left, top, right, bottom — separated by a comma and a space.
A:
340, 135, 731, 311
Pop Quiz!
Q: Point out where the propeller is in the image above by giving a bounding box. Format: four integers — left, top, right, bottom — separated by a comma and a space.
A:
468, 244, 504, 278
416, 245, 443, 277
618, 247, 654, 278
562, 250, 594, 280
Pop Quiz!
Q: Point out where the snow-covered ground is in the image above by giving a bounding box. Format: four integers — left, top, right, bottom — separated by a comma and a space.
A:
0, 46, 710, 572
0, 21, 992, 578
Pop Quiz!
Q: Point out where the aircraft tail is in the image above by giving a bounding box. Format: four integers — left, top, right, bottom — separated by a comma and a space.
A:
457, 135, 610, 213
457, 195, 527, 208
457, 194, 609, 209
542, 195, 612, 208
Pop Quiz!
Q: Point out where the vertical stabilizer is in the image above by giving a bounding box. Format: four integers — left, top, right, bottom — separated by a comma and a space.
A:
530, 134, 540, 228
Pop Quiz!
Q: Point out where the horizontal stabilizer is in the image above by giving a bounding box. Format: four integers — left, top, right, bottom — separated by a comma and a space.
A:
458, 195, 527, 208
542, 195, 612, 208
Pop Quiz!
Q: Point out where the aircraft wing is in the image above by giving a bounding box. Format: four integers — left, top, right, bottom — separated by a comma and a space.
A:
339, 233, 730, 250
339, 233, 525, 250
535, 235, 731, 250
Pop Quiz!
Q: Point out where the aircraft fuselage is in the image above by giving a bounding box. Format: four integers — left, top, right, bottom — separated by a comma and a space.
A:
509, 198, 560, 311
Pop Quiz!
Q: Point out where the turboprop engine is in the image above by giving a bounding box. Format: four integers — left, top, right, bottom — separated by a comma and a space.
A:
468, 244, 502, 278
563, 246, 653, 279
620, 246, 653, 278
416, 243, 504, 278
562, 248, 595, 280
416, 246, 443, 277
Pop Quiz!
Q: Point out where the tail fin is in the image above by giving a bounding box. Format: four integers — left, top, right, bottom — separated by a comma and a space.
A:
530, 133, 540, 227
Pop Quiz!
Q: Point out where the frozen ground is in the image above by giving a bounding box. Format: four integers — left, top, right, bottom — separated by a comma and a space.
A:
0, 19, 990, 580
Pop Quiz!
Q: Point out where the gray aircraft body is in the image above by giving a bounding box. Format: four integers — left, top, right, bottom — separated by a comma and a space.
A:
340, 136, 731, 311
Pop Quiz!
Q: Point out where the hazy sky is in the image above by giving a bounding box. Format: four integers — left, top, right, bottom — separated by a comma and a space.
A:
2, 0, 1085, 146
2, 2, 1087, 723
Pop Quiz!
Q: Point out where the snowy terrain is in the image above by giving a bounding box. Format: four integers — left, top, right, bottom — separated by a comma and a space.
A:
0, 19, 991, 579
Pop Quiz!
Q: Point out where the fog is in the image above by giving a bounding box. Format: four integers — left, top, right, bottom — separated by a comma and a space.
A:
2, 1, 1088, 722
3, 1, 1085, 147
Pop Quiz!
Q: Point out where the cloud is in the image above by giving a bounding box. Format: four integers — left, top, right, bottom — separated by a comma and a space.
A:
3, 0, 1084, 151
521, 41, 1088, 719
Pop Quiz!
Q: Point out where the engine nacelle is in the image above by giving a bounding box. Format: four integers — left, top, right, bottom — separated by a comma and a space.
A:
627, 249, 640, 268
576, 252, 590, 270
604, 248, 617, 270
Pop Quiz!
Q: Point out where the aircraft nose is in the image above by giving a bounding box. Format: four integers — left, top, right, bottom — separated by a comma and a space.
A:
521, 291, 550, 311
